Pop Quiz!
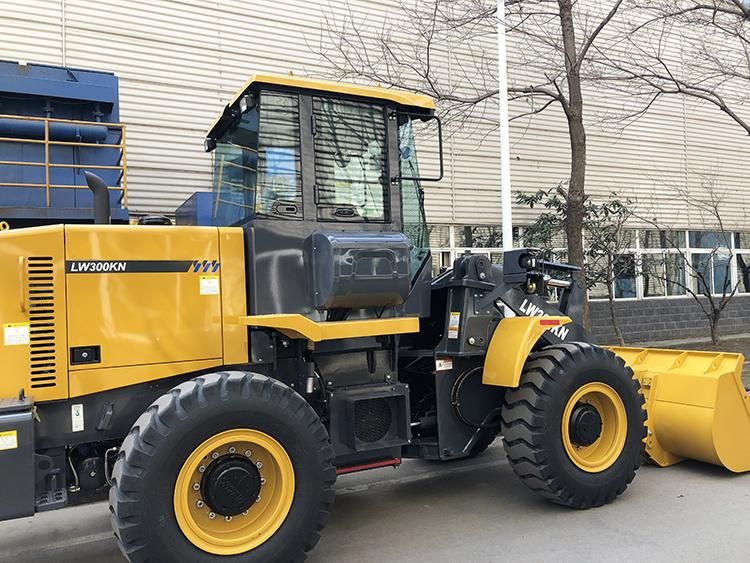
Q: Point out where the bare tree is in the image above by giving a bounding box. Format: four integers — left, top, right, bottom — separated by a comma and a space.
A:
594, 1, 750, 134
518, 185, 634, 344
315, 0, 628, 327
635, 179, 739, 345
585, 198, 634, 346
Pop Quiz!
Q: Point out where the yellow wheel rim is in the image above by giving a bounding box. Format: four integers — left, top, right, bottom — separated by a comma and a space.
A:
562, 382, 627, 473
173, 429, 295, 556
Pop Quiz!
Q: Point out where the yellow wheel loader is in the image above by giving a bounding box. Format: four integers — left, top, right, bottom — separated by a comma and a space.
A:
1, 74, 749, 562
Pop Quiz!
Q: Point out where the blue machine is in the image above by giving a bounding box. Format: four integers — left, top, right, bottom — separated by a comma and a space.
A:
175, 191, 215, 226
0, 61, 128, 226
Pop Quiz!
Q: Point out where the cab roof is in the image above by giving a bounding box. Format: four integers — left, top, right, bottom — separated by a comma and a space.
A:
206, 73, 435, 142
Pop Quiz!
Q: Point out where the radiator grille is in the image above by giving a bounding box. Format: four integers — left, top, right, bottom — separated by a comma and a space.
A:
27, 256, 57, 389
354, 398, 393, 444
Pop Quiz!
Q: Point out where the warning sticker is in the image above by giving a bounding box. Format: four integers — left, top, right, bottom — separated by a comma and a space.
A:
71, 404, 84, 433
3, 323, 30, 346
0, 430, 18, 451
447, 312, 461, 339
200, 275, 220, 295
435, 358, 454, 372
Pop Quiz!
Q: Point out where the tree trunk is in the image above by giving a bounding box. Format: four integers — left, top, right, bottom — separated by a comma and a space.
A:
557, 0, 590, 329
709, 311, 721, 346
606, 256, 625, 346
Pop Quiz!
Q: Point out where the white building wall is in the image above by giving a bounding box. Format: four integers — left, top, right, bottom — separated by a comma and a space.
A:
1, 0, 748, 230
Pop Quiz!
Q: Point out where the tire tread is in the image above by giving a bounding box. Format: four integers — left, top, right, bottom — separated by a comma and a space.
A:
110, 371, 335, 562
500, 343, 647, 509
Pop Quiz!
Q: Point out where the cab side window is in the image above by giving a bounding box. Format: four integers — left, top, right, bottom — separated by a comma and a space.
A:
256, 93, 303, 219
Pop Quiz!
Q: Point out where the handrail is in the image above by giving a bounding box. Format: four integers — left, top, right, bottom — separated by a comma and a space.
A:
0, 113, 125, 126
0, 113, 128, 208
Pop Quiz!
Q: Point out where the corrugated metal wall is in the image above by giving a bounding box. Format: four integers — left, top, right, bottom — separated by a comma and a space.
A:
1, 0, 748, 228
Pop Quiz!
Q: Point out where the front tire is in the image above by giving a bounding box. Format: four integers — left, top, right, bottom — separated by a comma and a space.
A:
501, 343, 646, 509
110, 371, 335, 562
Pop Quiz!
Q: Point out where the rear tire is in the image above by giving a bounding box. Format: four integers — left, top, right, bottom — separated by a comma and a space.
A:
110, 371, 336, 562
501, 343, 646, 509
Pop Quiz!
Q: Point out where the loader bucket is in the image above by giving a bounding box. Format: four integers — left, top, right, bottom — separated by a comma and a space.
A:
609, 347, 750, 472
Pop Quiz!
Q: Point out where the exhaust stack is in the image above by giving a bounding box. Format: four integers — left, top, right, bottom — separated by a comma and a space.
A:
84, 171, 111, 225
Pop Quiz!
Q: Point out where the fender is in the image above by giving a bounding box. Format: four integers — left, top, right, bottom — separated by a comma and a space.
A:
482, 316, 572, 388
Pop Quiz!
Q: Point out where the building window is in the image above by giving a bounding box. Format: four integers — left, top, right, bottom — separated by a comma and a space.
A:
425, 226, 747, 301
665, 254, 687, 296
614, 254, 636, 298
737, 253, 750, 293
691, 251, 732, 294
428, 225, 451, 248
642, 254, 666, 298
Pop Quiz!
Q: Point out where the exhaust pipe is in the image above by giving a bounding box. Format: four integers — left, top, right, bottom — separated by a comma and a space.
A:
84, 171, 111, 225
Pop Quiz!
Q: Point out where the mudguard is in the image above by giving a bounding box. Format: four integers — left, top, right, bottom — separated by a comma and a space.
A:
482, 316, 572, 388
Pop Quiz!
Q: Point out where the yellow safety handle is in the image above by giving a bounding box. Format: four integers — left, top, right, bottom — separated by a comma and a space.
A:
19, 256, 27, 313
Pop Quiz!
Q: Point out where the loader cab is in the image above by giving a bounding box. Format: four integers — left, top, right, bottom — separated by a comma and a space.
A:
204, 74, 440, 319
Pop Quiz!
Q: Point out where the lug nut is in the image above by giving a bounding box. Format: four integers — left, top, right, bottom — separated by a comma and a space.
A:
208, 512, 216, 520
193, 483, 200, 491
225, 516, 233, 522
260, 478, 266, 486
256, 495, 262, 503
198, 465, 206, 473
244, 450, 252, 458
229, 446, 236, 454
256, 461, 263, 469
211, 452, 219, 460
196, 500, 204, 508
242, 510, 249, 516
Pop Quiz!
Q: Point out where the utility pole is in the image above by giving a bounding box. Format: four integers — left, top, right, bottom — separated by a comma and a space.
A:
497, 0, 512, 254
497, 0, 514, 317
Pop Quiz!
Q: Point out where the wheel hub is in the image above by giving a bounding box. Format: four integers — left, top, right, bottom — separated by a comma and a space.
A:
569, 403, 602, 447
202, 455, 261, 516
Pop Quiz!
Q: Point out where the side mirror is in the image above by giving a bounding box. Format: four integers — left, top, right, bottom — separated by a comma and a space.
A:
395, 113, 444, 183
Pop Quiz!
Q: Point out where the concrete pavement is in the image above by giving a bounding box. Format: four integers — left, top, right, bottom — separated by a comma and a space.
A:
1, 444, 749, 562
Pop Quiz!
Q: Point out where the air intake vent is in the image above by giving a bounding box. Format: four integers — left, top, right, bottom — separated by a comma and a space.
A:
328, 383, 411, 456
27, 257, 57, 389
354, 399, 394, 443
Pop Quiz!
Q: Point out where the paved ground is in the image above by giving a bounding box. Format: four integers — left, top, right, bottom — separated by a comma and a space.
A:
2, 444, 750, 563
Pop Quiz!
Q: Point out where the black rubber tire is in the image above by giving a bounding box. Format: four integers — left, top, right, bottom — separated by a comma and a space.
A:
109, 371, 336, 563
500, 342, 646, 509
